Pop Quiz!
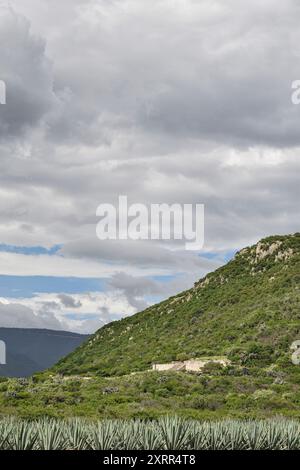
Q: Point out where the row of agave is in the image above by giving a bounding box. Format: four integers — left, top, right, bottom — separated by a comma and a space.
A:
0, 416, 300, 450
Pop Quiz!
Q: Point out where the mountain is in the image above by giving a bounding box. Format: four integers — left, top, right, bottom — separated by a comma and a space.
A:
54, 233, 300, 377
0, 233, 299, 420
0, 328, 88, 377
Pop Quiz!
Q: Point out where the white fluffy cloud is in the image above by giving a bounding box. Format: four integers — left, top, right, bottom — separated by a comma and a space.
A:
0, 291, 136, 333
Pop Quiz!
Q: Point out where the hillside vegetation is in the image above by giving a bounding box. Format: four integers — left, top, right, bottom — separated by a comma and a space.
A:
54, 233, 300, 377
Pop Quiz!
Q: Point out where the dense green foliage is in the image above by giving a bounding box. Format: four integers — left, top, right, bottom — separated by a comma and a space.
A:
0, 365, 300, 420
0, 416, 300, 450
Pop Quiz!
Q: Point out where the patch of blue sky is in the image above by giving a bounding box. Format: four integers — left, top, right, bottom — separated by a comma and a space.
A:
200, 250, 237, 263
151, 274, 180, 283
144, 294, 165, 305
200, 252, 219, 260
223, 250, 237, 262
0, 275, 106, 298
0, 243, 62, 256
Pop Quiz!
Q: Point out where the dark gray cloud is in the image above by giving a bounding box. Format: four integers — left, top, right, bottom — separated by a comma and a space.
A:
7, 0, 300, 148
0, 8, 56, 140
57, 293, 82, 309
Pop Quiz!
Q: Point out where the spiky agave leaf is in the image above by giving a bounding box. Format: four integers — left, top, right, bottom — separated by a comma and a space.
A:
65, 417, 91, 450
7, 421, 37, 450
116, 419, 144, 450
0, 417, 15, 450
158, 416, 191, 450
90, 420, 116, 450
36, 418, 67, 450
138, 421, 162, 450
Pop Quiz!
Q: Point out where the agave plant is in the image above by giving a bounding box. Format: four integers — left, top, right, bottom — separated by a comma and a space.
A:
138, 421, 162, 450
158, 416, 191, 450
282, 419, 300, 450
115, 419, 144, 450
0, 417, 15, 450
64, 417, 91, 450
0, 416, 300, 450
7, 421, 37, 450
90, 420, 116, 450
36, 418, 67, 450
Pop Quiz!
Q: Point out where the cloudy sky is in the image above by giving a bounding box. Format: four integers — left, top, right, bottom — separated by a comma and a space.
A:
0, 0, 299, 333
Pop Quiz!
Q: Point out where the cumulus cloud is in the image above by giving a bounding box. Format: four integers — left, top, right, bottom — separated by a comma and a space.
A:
0, 1, 299, 332
57, 294, 82, 309
0, 291, 136, 333
0, 2, 297, 253
0, 8, 56, 140
7, 0, 300, 147
0, 300, 62, 330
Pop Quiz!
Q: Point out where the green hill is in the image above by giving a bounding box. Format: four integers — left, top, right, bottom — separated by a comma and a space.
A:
54, 233, 300, 377
0, 233, 299, 420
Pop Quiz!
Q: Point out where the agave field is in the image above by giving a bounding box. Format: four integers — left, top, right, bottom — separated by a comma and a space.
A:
0, 417, 299, 450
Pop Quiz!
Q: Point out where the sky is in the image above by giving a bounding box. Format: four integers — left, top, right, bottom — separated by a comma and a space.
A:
0, 0, 299, 333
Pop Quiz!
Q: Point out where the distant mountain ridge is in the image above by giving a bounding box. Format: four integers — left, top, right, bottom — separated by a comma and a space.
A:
0, 328, 88, 377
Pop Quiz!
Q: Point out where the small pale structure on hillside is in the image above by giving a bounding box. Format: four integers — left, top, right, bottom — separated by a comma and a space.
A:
152, 361, 185, 372
152, 358, 230, 372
